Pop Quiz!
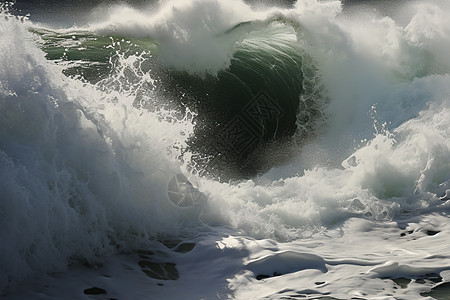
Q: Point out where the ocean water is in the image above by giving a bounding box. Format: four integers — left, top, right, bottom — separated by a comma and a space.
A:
1, 0, 450, 299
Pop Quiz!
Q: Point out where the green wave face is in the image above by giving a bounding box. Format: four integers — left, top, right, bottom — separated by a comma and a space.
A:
176, 23, 325, 180
34, 21, 325, 181
32, 27, 160, 83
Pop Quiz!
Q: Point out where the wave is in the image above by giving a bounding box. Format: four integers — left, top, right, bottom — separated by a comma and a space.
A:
33, 3, 329, 180
0, 6, 195, 290
2, 0, 450, 295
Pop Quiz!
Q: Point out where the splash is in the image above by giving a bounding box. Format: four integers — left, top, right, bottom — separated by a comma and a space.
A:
0, 6, 195, 290
2, 0, 450, 297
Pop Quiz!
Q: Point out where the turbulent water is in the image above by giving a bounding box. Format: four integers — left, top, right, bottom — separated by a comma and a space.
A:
1, 0, 450, 299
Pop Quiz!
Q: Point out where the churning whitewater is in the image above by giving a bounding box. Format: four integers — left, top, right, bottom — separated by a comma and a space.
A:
1, 0, 450, 299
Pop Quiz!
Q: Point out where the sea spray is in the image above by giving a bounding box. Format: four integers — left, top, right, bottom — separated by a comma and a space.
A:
0, 7, 196, 290
2, 0, 450, 298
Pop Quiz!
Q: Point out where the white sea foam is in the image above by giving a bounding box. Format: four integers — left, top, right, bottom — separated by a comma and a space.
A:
195, 0, 450, 241
83, 0, 343, 75
2, 0, 450, 298
0, 9, 194, 291
87, 0, 261, 74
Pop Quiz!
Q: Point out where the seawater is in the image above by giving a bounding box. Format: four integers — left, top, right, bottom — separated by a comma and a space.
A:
1, 0, 450, 299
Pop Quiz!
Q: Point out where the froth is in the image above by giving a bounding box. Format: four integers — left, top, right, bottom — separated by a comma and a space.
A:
90, 0, 258, 74
196, 0, 450, 240
0, 11, 194, 290
2, 0, 450, 293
